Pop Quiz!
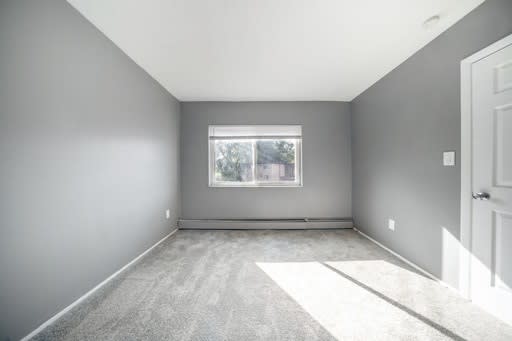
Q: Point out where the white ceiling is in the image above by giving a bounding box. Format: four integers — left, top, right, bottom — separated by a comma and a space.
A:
68, 0, 485, 101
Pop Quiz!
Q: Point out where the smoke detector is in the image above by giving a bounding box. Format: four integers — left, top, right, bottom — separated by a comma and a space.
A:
423, 15, 441, 29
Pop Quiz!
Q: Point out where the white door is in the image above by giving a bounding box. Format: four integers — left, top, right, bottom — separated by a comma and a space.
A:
471, 41, 512, 325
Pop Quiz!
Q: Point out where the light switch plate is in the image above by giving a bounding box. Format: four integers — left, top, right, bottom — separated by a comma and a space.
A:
166, 209, 171, 219
443, 151, 456, 166
388, 219, 395, 231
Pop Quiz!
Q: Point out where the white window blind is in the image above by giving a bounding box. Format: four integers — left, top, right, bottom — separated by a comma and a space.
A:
208, 125, 302, 140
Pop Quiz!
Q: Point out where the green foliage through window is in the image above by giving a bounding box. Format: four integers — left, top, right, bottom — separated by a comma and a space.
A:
214, 141, 253, 182
256, 140, 295, 164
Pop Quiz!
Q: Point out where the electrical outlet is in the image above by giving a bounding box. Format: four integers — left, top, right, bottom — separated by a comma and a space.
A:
388, 219, 395, 231
166, 209, 171, 219
443, 151, 456, 166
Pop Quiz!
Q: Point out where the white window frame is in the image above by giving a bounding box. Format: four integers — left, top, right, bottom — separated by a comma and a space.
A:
208, 125, 303, 187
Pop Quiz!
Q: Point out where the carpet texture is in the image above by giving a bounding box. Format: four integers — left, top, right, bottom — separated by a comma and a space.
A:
32, 230, 512, 340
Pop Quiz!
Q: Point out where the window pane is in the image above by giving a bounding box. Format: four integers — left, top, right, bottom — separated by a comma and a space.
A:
256, 139, 296, 182
214, 140, 254, 182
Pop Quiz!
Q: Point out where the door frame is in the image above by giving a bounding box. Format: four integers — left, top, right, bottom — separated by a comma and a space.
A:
459, 33, 512, 300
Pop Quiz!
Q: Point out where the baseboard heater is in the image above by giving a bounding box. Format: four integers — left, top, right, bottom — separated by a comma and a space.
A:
178, 218, 353, 230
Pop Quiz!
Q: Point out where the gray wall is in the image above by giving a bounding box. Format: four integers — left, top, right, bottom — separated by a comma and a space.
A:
0, 1, 180, 340
351, 0, 512, 289
181, 102, 351, 219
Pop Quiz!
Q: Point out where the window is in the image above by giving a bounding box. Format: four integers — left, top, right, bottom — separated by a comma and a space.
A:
209, 125, 302, 187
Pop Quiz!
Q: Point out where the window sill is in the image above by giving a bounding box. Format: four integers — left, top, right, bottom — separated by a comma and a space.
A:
209, 183, 303, 188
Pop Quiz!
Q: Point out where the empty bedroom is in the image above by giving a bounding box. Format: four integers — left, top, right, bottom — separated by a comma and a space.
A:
1, 0, 512, 340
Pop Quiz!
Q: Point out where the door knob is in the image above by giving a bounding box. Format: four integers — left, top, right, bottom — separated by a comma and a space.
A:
472, 192, 490, 200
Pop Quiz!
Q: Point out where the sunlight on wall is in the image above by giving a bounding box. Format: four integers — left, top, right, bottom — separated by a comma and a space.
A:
441, 226, 460, 290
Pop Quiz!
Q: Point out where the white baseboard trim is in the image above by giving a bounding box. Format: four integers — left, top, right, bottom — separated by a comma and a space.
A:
353, 227, 460, 295
21, 228, 179, 341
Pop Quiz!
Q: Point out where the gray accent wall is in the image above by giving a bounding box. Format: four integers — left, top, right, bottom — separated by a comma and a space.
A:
181, 102, 351, 220
351, 0, 512, 289
0, 1, 180, 340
